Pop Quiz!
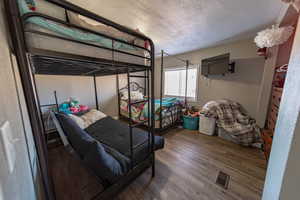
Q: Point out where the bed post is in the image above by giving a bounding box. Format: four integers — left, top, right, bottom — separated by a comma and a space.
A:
149, 41, 155, 178
127, 69, 134, 169
93, 75, 99, 110
116, 73, 121, 118
144, 71, 147, 96
54, 90, 59, 111
146, 68, 151, 151
185, 60, 189, 106
159, 50, 164, 130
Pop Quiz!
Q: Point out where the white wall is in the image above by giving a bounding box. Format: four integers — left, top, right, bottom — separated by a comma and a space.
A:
36, 39, 265, 122
155, 38, 265, 121
0, 1, 40, 199
35, 73, 144, 117
262, 15, 300, 200
35, 75, 96, 108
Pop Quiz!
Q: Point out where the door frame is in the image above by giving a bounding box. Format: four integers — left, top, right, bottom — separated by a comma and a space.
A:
3, 0, 55, 199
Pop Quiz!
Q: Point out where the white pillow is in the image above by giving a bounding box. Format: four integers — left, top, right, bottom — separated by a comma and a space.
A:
68, 114, 87, 129
121, 91, 144, 101
80, 109, 107, 127
69, 109, 107, 129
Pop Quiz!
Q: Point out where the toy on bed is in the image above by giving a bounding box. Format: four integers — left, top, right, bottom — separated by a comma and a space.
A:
59, 98, 89, 114
25, 0, 36, 11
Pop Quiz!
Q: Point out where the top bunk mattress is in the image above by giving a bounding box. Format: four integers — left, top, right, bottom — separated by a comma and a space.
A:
18, 0, 150, 66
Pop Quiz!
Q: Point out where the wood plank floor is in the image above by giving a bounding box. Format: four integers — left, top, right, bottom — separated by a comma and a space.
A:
49, 129, 267, 200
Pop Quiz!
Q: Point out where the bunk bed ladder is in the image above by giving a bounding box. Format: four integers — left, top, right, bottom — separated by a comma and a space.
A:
127, 68, 152, 170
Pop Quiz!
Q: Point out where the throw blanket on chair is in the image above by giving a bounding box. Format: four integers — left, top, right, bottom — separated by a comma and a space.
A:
201, 99, 262, 146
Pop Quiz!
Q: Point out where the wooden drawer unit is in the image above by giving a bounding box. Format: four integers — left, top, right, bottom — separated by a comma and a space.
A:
269, 105, 279, 122
267, 87, 283, 132
261, 129, 273, 161
267, 118, 276, 132
271, 87, 283, 107
267, 105, 278, 132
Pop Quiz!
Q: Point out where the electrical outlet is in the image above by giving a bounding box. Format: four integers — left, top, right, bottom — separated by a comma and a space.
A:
0, 121, 16, 173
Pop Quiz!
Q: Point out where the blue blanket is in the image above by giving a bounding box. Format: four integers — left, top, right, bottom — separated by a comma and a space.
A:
142, 97, 182, 119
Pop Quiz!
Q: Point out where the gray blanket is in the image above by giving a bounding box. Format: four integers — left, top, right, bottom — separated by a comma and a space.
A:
201, 100, 262, 146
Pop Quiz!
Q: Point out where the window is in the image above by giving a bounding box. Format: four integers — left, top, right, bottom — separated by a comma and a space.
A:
164, 66, 198, 99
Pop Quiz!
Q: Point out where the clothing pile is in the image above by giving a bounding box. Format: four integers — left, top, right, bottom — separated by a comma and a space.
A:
59, 98, 89, 115
183, 106, 200, 117
201, 99, 262, 146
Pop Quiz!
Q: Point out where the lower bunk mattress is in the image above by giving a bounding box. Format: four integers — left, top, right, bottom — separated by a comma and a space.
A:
55, 113, 164, 184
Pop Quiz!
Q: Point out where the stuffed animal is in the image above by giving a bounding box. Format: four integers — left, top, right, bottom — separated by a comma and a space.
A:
69, 98, 79, 108
79, 105, 89, 112
25, 0, 36, 11
59, 102, 71, 114
59, 98, 90, 114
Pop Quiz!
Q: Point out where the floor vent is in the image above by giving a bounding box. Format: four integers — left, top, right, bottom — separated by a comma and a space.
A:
216, 171, 230, 189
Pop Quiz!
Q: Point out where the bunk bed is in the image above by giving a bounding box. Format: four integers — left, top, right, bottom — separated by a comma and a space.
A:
117, 50, 191, 131
6, 0, 162, 199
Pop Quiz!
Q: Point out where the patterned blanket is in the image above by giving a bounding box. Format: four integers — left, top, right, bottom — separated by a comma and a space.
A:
120, 98, 183, 128
142, 98, 183, 119
201, 99, 262, 146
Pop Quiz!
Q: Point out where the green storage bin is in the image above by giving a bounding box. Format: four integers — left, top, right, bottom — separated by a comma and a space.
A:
183, 115, 199, 130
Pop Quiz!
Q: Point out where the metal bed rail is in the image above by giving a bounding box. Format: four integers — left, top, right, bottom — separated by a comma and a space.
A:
29, 48, 150, 76
126, 69, 153, 171
22, 12, 151, 53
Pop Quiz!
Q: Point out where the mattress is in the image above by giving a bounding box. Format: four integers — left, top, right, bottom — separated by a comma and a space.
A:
85, 116, 164, 165
19, 0, 149, 66
55, 113, 164, 184
25, 24, 148, 66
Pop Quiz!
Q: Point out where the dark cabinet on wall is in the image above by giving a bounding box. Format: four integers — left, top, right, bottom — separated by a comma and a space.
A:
262, 6, 299, 161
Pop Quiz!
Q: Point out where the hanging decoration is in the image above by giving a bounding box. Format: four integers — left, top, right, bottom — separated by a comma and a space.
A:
281, 0, 300, 12
254, 25, 294, 48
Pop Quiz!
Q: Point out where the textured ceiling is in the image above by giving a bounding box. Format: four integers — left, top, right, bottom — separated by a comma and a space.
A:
68, 0, 284, 55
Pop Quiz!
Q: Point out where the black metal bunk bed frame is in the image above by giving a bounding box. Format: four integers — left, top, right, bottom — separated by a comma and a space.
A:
4, 0, 156, 199
117, 49, 191, 132
159, 50, 190, 130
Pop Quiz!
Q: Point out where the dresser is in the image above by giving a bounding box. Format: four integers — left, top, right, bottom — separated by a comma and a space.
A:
261, 6, 299, 161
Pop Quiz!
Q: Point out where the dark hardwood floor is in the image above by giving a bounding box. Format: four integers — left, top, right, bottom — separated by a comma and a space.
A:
49, 129, 267, 200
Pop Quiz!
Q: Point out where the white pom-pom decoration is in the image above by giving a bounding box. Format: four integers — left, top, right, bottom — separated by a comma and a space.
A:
254, 25, 294, 48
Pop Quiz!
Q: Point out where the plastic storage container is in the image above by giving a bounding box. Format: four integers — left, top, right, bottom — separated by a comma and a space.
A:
199, 114, 216, 135
183, 115, 199, 130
